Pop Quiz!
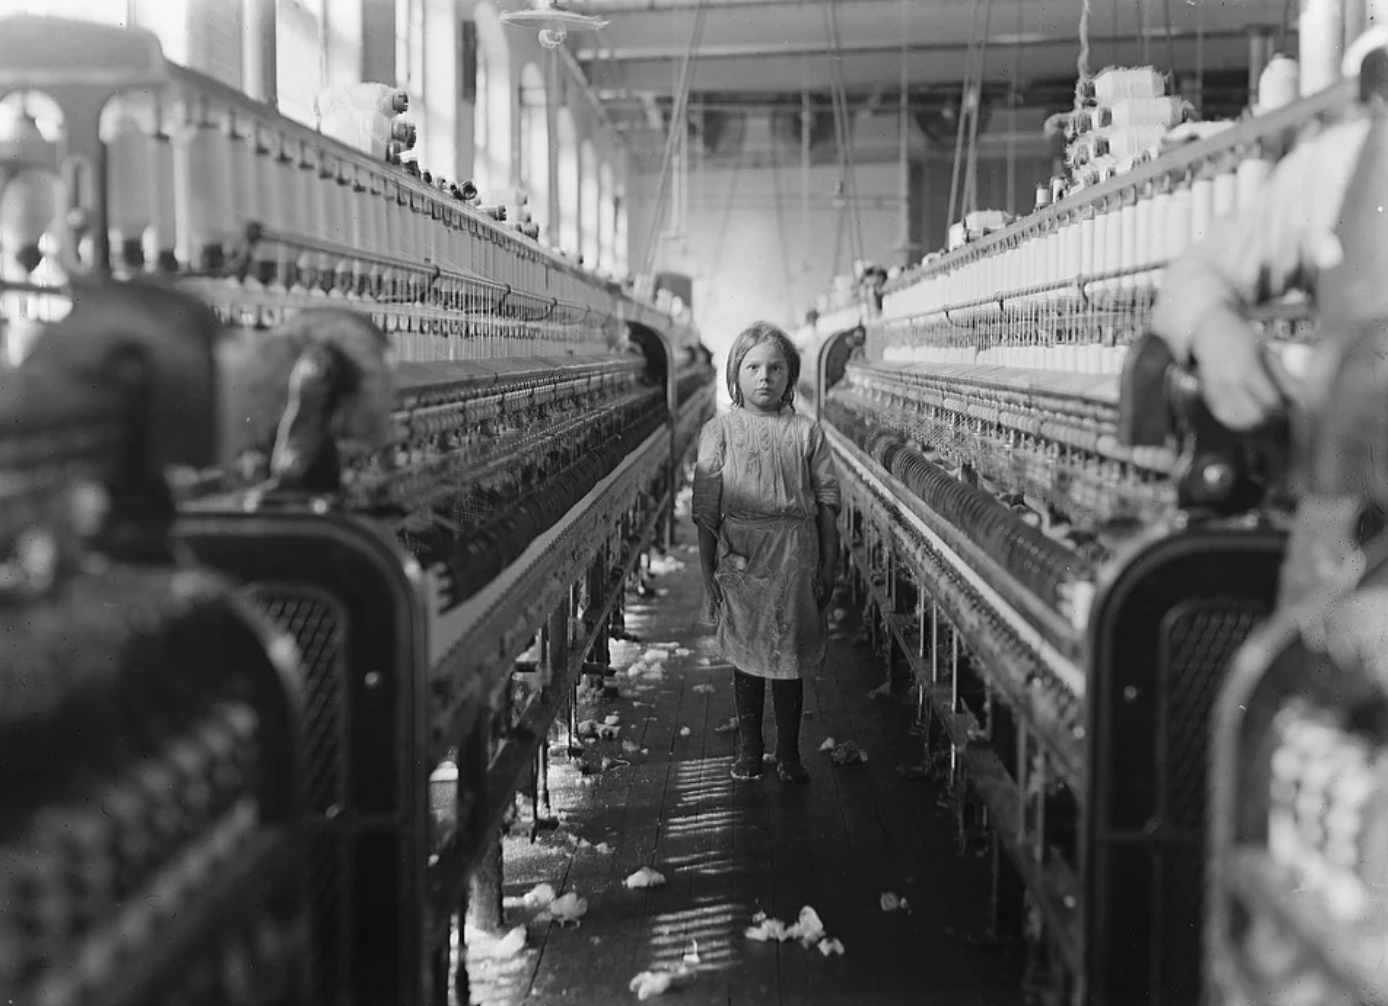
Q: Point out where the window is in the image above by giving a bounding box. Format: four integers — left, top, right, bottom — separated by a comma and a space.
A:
520, 62, 549, 237
277, 0, 326, 125
599, 160, 615, 275
472, 2, 512, 204
557, 109, 579, 256
395, 0, 426, 163
580, 141, 599, 268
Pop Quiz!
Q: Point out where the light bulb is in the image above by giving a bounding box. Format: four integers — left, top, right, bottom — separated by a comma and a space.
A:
538, 24, 568, 49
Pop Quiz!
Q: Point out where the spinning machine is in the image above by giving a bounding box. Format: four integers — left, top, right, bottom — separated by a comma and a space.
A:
0, 15, 714, 1006
810, 79, 1359, 1005
0, 280, 309, 1006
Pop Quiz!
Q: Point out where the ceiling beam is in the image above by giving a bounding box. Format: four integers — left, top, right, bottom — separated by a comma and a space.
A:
575, 0, 906, 11
575, 27, 1272, 63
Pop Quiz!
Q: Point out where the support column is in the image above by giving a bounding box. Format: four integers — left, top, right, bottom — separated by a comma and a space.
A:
241, 0, 277, 107
466, 840, 505, 934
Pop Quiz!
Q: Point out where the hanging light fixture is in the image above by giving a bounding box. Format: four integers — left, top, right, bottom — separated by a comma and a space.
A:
500, 1, 608, 51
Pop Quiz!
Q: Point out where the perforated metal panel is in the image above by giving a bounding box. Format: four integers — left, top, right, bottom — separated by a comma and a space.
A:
1165, 605, 1264, 830
246, 585, 349, 1006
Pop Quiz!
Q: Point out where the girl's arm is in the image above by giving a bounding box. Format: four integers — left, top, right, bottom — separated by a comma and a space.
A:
815, 505, 839, 610
808, 423, 842, 609
691, 420, 725, 608
698, 524, 722, 609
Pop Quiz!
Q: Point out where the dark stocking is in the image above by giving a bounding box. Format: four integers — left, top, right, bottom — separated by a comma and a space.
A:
732, 669, 765, 779
771, 678, 809, 783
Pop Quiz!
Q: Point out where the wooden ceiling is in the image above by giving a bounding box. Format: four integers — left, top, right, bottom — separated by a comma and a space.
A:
566, 0, 1293, 161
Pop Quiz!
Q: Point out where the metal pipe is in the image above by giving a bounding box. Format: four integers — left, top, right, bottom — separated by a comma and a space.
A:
557, 44, 629, 151
575, 27, 1285, 63
242, 0, 277, 107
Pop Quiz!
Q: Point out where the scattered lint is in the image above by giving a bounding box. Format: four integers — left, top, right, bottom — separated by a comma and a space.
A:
786, 906, 826, 947
622, 739, 641, 753
880, 892, 911, 913
691, 684, 715, 695
642, 649, 667, 663
713, 717, 739, 734
594, 842, 614, 854
629, 970, 675, 1000
577, 719, 600, 738
679, 726, 692, 737
536, 891, 588, 927
648, 554, 687, 575
641, 748, 649, 756
745, 916, 789, 942
656, 588, 669, 597
624, 866, 667, 889
817, 937, 846, 957
831, 607, 848, 623
698, 657, 712, 666
675, 647, 692, 657
521, 883, 557, 909
599, 756, 632, 772
819, 737, 837, 752
683, 940, 702, 965
464, 924, 527, 960
604, 713, 621, 726
830, 740, 868, 765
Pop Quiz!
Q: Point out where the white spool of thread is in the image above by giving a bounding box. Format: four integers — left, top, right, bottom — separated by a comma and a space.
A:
1134, 184, 1153, 287
1104, 196, 1123, 289
1093, 196, 1110, 291
1258, 56, 1301, 112
1300, 0, 1345, 96
1150, 180, 1172, 275
1094, 67, 1167, 106
1062, 216, 1082, 283
1119, 193, 1138, 291
1236, 150, 1273, 210
1080, 207, 1096, 282
1190, 173, 1215, 246
1167, 182, 1192, 262
1109, 96, 1186, 128
1212, 160, 1238, 220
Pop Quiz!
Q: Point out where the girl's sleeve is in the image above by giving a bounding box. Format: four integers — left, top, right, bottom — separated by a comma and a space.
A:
808, 423, 842, 515
691, 420, 725, 532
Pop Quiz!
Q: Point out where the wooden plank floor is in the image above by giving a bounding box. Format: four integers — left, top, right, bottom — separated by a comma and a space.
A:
463, 528, 1026, 1006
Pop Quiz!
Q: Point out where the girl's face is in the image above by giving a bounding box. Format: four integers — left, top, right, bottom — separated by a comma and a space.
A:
737, 340, 789, 414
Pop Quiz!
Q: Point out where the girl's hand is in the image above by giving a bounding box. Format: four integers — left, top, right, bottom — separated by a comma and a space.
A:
815, 566, 835, 611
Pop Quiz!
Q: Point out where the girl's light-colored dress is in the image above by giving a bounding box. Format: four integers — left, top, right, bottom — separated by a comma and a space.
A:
691, 408, 842, 680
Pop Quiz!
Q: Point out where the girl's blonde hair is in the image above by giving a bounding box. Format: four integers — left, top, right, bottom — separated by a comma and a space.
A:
726, 320, 801, 410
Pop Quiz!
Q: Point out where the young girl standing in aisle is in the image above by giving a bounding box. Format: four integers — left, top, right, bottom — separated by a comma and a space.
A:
692, 321, 841, 783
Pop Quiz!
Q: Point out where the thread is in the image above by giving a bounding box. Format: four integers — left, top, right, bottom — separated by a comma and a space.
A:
1076, 0, 1093, 108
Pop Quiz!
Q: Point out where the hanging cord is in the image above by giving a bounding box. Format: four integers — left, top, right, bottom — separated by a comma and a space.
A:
710, 152, 744, 274
822, 0, 866, 270
1077, 0, 1095, 108
1161, 0, 1179, 82
961, 0, 996, 219
946, 0, 983, 240
1006, 0, 1022, 214
640, 0, 710, 276
947, 0, 996, 230
768, 140, 796, 324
